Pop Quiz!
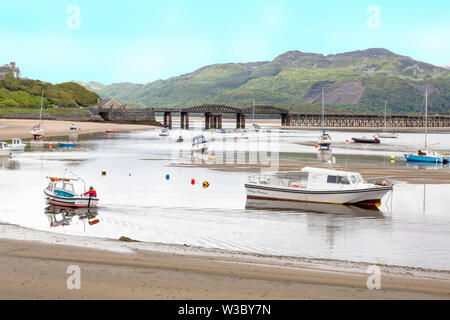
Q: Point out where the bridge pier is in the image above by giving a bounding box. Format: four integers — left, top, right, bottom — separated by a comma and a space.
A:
205, 113, 211, 130
281, 113, 291, 126
241, 114, 246, 129
218, 115, 222, 129
236, 113, 241, 129
180, 111, 190, 129
163, 112, 173, 129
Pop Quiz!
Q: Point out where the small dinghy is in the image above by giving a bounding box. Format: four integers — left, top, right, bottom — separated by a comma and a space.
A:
352, 135, 380, 144
176, 136, 184, 143
44, 171, 99, 208
318, 130, 332, 150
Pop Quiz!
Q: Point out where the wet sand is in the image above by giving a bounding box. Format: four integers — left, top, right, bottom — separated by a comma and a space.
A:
0, 119, 158, 140
0, 236, 449, 300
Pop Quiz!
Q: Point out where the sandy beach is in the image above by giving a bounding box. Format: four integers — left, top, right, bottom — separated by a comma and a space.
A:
0, 227, 449, 300
0, 119, 159, 140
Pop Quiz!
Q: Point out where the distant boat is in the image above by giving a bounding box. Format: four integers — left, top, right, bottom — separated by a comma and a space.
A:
9, 138, 26, 151
58, 142, 76, 148
0, 142, 12, 157
252, 123, 261, 132
159, 128, 170, 137
192, 135, 208, 153
377, 101, 399, 138
69, 123, 78, 130
404, 90, 449, 163
176, 136, 184, 143
31, 89, 45, 140
317, 88, 332, 150
352, 135, 380, 144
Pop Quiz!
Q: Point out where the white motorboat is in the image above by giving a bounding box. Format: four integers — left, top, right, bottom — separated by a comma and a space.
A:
192, 135, 208, 153
9, 138, 26, 151
44, 171, 99, 208
159, 128, 170, 137
245, 167, 392, 205
70, 123, 78, 130
318, 130, 332, 150
0, 142, 12, 157
252, 123, 261, 132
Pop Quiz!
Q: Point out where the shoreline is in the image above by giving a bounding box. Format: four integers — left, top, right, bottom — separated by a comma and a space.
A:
0, 119, 158, 140
0, 223, 448, 299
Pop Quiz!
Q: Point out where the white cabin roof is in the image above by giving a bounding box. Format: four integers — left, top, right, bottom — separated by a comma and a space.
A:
301, 167, 360, 177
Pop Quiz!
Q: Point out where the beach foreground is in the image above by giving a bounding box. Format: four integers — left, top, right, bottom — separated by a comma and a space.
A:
0, 232, 448, 300
0, 119, 158, 140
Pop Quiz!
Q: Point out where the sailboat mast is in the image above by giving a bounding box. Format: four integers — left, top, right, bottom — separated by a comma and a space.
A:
40, 89, 44, 128
253, 99, 255, 123
321, 88, 324, 129
425, 89, 428, 149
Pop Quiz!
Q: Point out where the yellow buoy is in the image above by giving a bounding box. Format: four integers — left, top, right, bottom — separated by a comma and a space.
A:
202, 180, 210, 189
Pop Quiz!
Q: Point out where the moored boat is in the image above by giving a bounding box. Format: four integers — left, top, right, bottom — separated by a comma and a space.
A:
9, 138, 26, 151
44, 172, 99, 208
58, 142, 76, 148
352, 135, 380, 144
192, 135, 208, 153
159, 128, 170, 137
245, 167, 392, 205
0, 142, 12, 157
318, 130, 332, 150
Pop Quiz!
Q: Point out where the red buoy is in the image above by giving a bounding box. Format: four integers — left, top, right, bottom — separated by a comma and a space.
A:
191, 179, 195, 185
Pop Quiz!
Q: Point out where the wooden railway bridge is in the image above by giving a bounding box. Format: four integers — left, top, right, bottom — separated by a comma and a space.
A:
153, 105, 450, 129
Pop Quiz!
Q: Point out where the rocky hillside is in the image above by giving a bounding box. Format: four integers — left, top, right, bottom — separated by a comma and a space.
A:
81, 48, 450, 114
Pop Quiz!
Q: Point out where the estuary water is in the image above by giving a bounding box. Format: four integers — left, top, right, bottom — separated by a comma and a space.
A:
1, 124, 450, 270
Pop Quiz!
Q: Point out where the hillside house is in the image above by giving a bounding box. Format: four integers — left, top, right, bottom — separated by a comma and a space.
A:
0, 62, 21, 79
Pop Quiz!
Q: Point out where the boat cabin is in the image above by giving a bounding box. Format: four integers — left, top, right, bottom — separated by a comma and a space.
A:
193, 135, 207, 146
301, 167, 364, 186
0, 142, 10, 150
46, 178, 77, 198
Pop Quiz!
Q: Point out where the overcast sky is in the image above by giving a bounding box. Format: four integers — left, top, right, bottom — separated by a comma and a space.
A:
1, 0, 449, 84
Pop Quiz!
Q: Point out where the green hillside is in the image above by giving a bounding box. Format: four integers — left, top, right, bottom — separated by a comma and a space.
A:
0, 74, 100, 108
81, 48, 450, 114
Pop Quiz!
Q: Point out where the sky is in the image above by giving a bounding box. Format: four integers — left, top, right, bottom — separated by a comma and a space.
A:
1, 0, 449, 84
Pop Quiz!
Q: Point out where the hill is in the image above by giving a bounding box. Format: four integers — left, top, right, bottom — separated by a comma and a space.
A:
79, 48, 450, 114
0, 74, 100, 108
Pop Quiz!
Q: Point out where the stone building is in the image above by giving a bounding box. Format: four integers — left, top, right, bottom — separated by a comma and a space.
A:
0, 62, 21, 79
97, 98, 132, 110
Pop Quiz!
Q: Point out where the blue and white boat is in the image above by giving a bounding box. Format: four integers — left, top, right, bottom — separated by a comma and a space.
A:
192, 135, 208, 153
404, 90, 448, 164
9, 138, 26, 151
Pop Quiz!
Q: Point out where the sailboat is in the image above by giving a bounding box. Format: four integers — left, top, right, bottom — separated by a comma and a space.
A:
378, 100, 399, 138
317, 88, 332, 150
252, 100, 261, 132
404, 90, 449, 163
30, 89, 45, 140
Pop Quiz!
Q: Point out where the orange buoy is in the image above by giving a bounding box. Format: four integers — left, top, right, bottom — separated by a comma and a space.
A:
292, 184, 300, 188
314, 145, 318, 149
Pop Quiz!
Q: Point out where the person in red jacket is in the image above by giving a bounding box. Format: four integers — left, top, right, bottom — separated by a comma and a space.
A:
83, 186, 97, 198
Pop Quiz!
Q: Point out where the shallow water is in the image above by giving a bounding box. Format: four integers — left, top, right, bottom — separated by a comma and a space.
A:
1, 125, 450, 270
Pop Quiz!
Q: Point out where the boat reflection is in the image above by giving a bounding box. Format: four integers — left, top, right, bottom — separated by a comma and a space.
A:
44, 205, 99, 228
0, 158, 20, 170
245, 198, 384, 218
405, 161, 449, 168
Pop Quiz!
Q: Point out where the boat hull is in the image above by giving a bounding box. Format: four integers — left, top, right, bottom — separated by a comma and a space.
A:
352, 138, 380, 144
44, 189, 99, 208
245, 183, 392, 205
404, 154, 449, 163
0, 150, 11, 157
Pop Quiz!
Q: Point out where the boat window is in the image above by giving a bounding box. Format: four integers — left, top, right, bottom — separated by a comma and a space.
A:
64, 183, 74, 193
337, 176, 350, 185
55, 182, 64, 189
327, 175, 338, 183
